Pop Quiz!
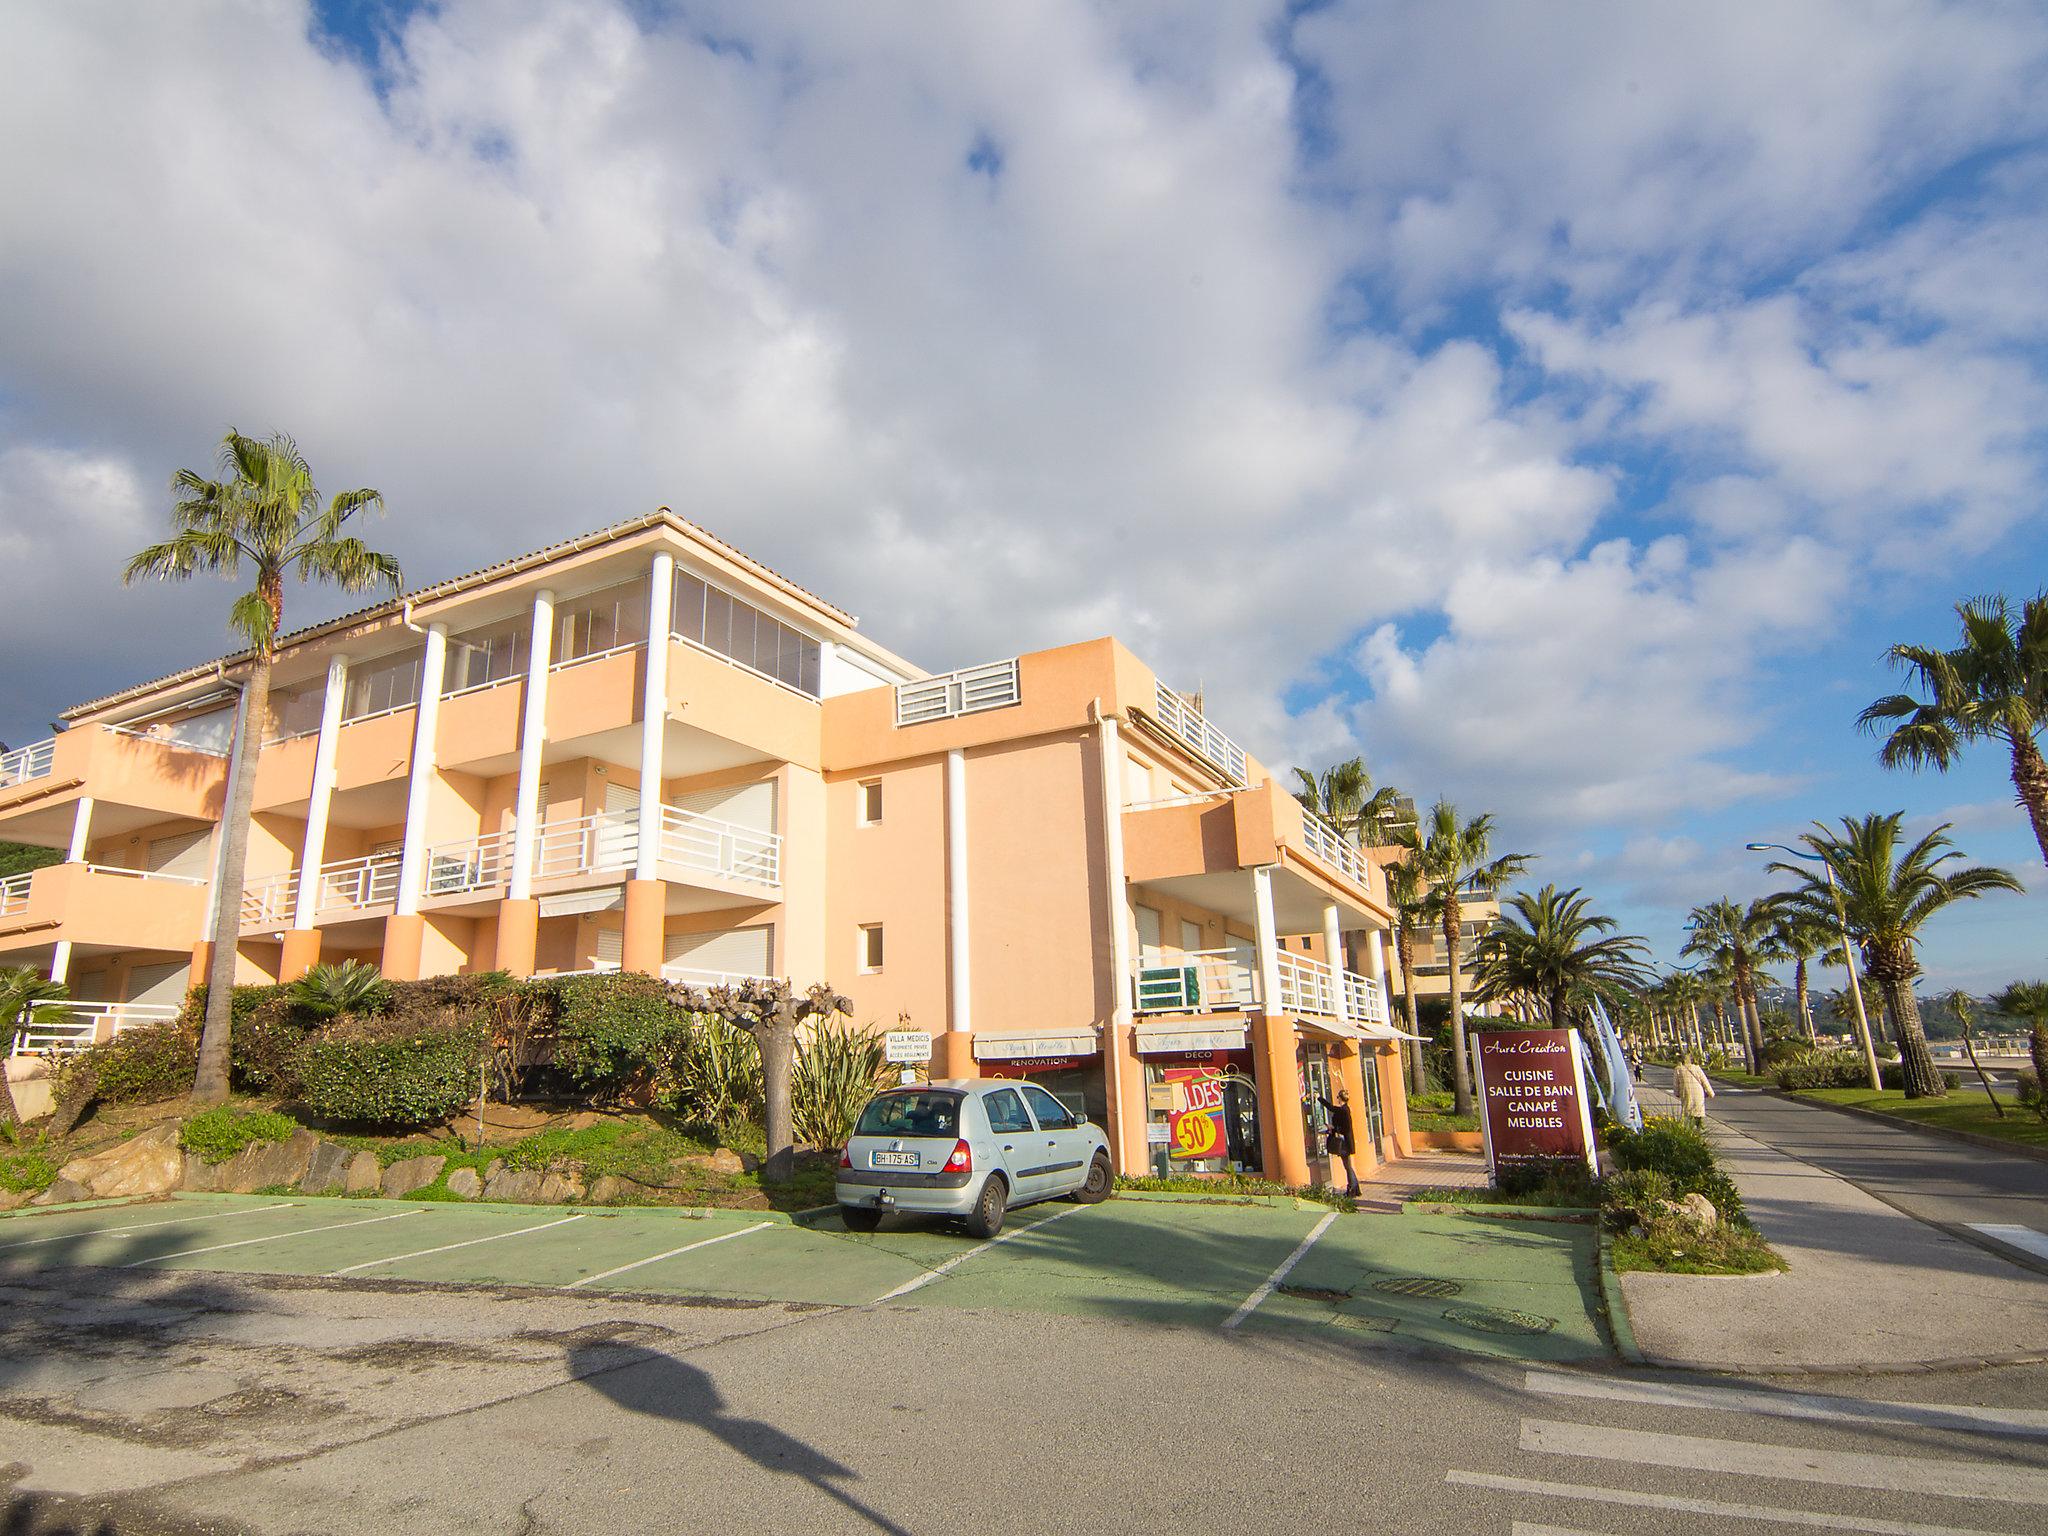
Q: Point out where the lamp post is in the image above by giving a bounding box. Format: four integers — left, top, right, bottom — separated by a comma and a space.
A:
1746, 842, 1882, 1091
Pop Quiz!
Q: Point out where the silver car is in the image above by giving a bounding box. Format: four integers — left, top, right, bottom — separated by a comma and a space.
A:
835, 1078, 1113, 1237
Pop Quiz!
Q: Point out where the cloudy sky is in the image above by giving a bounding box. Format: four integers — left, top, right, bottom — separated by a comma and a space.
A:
2, 1, 2043, 986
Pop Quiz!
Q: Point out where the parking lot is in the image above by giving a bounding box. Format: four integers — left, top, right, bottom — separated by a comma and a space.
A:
0, 1191, 1610, 1362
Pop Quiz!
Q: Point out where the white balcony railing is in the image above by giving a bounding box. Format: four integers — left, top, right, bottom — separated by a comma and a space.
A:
659, 807, 781, 887
10, 1002, 180, 1057
81, 863, 208, 887
532, 812, 641, 882
423, 806, 782, 899
0, 737, 55, 788
241, 870, 300, 928
1132, 949, 1259, 1014
662, 964, 777, 991
311, 854, 402, 914
1344, 968, 1390, 1026
1298, 810, 1372, 888
426, 830, 516, 897
1151, 682, 1247, 785
1276, 951, 1340, 1016
0, 871, 33, 917
895, 658, 1021, 726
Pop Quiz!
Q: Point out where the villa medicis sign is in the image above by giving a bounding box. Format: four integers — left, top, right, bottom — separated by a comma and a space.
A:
1471, 1030, 1599, 1177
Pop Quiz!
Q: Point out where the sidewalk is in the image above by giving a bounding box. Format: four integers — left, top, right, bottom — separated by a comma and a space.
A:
1355, 1148, 1489, 1212
1621, 1075, 2047, 1372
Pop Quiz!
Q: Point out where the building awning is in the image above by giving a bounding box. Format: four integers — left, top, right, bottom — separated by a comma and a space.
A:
1356, 1017, 1428, 1043
973, 1031, 1101, 1062
1134, 1023, 1249, 1055
1298, 1017, 1366, 1044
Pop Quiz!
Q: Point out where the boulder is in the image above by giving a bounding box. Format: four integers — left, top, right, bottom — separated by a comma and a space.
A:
342, 1151, 383, 1195
444, 1167, 482, 1200
0, 1188, 32, 1211
381, 1155, 446, 1198
1678, 1192, 1719, 1231
481, 1167, 544, 1203
587, 1174, 652, 1204
52, 1124, 184, 1200
700, 1148, 746, 1177
300, 1140, 353, 1195
30, 1176, 90, 1207
538, 1170, 584, 1204
205, 1130, 320, 1195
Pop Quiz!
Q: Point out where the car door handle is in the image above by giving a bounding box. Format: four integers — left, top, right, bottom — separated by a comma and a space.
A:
1002, 1144, 1013, 1152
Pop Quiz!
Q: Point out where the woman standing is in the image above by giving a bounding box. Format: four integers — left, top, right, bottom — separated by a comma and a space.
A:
1314, 1087, 1362, 1198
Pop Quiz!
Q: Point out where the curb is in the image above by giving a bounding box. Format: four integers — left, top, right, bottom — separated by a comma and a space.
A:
1113, 1189, 1340, 1211
1756, 1089, 2048, 1163
1595, 1228, 1644, 1367
1400, 1200, 1596, 1223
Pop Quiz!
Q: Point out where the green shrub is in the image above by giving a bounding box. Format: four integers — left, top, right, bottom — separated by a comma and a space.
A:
1493, 1158, 1597, 1204
1600, 1166, 1675, 1230
1775, 1048, 1871, 1091
180, 1106, 299, 1165
2018, 1068, 2039, 1106
297, 1010, 487, 1129
656, 1015, 764, 1126
286, 961, 393, 1021
548, 973, 685, 1097
1758, 1038, 1809, 1070
56, 1019, 197, 1106
0, 1147, 57, 1193
791, 1018, 887, 1149
1605, 1115, 1745, 1226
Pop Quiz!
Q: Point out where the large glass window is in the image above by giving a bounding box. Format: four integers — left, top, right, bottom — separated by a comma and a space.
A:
343, 651, 424, 721
554, 581, 649, 665
444, 616, 531, 694
855, 1090, 961, 1140
671, 571, 822, 695
268, 682, 326, 739
983, 1089, 1033, 1135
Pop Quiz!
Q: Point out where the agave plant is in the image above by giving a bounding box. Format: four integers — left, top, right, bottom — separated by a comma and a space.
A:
287, 960, 393, 1022
658, 1014, 765, 1130
790, 1017, 889, 1150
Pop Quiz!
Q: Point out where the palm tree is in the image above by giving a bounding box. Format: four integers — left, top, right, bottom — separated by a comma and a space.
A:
1291, 757, 1407, 846
1766, 905, 1835, 1042
1682, 898, 1781, 1074
1412, 801, 1530, 1117
1382, 851, 1432, 1094
1860, 592, 2048, 868
1990, 980, 2048, 1118
0, 968, 71, 1130
1472, 884, 1651, 1028
1767, 815, 2020, 1097
126, 431, 399, 1106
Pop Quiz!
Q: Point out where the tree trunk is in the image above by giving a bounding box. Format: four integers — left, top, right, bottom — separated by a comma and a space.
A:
1795, 958, 1814, 1042
2029, 1021, 2047, 1118
1397, 928, 1426, 1096
1875, 968, 1944, 1098
1548, 983, 1568, 1030
1743, 985, 1766, 1074
1444, 900, 1472, 1118
194, 649, 272, 1106
757, 1016, 797, 1182
2009, 730, 2048, 870
0, 1042, 18, 1131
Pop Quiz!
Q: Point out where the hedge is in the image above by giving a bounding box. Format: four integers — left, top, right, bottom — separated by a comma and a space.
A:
296, 1011, 490, 1128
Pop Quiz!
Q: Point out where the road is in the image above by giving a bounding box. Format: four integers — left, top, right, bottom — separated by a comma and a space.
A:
1697, 1077, 2048, 1267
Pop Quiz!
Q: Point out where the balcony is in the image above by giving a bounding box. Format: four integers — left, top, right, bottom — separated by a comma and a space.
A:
895, 658, 1021, 726
1133, 948, 1389, 1027
0, 738, 55, 788
0, 863, 209, 955
8, 1001, 182, 1057
242, 853, 399, 930
416, 804, 782, 907
1150, 681, 1247, 785
1296, 809, 1373, 889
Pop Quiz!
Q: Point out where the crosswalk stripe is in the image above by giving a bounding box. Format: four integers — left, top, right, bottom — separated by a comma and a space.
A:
561, 1222, 775, 1288
1222, 1211, 1337, 1330
1523, 1368, 2048, 1439
1448, 1471, 2012, 1536
121, 1209, 422, 1268
1966, 1223, 2048, 1263
1520, 1417, 2048, 1505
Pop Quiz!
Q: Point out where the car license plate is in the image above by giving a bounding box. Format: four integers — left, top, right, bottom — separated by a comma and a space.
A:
870, 1151, 919, 1167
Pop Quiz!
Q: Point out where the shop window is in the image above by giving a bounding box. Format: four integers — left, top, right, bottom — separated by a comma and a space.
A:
984, 1088, 1032, 1135
859, 923, 884, 973
859, 780, 883, 825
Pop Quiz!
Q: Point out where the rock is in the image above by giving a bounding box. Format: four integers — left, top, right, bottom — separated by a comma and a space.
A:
30, 1176, 91, 1206
382, 1155, 447, 1198
537, 1171, 584, 1204
0, 1188, 32, 1211
444, 1167, 482, 1200
481, 1167, 544, 1203
301, 1140, 353, 1195
53, 1124, 184, 1200
587, 1174, 652, 1204
1678, 1192, 1719, 1231
700, 1148, 745, 1177
213, 1130, 320, 1195
342, 1151, 383, 1195
483, 1158, 505, 1183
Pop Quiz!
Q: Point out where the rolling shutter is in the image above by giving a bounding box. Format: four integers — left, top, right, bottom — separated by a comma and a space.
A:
663, 925, 773, 978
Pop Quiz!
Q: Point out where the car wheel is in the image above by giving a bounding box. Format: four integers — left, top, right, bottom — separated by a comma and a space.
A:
1069, 1152, 1113, 1204
964, 1174, 1008, 1238
840, 1205, 884, 1233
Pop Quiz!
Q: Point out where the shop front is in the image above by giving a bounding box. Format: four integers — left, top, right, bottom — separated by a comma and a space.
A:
972, 1030, 1107, 1129
1132, 1021, 1261, 1177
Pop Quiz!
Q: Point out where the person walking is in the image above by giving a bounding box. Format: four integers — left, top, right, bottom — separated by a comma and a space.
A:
1672, 1052, 1716, 1128
1315, 1087, 1362, 1198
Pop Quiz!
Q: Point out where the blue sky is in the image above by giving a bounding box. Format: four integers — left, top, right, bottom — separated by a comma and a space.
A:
1, 1, 2043, 989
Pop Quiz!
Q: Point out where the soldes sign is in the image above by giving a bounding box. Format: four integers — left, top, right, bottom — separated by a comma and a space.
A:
1471, 1030, 1598, 1177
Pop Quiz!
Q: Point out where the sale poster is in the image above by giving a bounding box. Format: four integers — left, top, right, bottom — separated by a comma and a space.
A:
1162, 1067, 1226, 1161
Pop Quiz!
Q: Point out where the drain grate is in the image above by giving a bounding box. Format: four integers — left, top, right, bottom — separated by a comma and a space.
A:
1442, 1304, 1557, 1336
1330, 1311, 1398, 1334
1371, 1275, 1463, 1299
1278, 1284, 1352, 1304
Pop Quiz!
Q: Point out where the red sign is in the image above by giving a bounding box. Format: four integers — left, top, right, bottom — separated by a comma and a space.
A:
1472, 1030, 1597, 1174
1163, 1067, 1228, 1161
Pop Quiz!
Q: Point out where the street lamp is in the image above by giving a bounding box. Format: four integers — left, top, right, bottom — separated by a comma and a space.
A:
1746, 841, 1883, 1091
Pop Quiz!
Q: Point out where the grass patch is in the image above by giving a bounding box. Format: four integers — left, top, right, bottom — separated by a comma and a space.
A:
1795, 1088, 2048, 1149
1707, 1068, 1777, 1089
1408, 1090, 1478, 1133
180, 1107, 300, 1165
1116, 1172, 1357, 1212
1612, 1220, 1785, 1275
0, 1148, 57, 1194
1412, 1184, 1592, 1210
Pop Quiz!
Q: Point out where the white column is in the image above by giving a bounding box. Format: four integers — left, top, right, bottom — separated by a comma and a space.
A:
292, 655, 350, 929
635, 553, 675, 881
395, 624, 448, 917
946, 748, 971, 1034
1251, 864, 1282, 1013
1322, 902, 1349, 1025
1367, 927, 1392, 1026
508, 589, 556, 901
50, 797, 95, 982
1098, 717, 1133, 1026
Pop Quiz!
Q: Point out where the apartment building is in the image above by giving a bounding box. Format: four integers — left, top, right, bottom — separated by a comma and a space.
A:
1397, 888, 1501, 1004
0, 513, 1412, 1184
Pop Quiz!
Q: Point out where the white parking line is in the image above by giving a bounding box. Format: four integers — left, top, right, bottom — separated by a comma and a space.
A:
562, 1222, 775, 1289
1449, 1471, 2008, 1536
877, 1205, 1084, 1301
1966, 1222, 2048, 1263
1519, 1417, 2048, 1504
0, 1203, 297, 1253
121, 1209, 422, 1269
326, 1213, 586, 1276
1222, 1211, 1337, 1330
1523, 1368, 2048, 1438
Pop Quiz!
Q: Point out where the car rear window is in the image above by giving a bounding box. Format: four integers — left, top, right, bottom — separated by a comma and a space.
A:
855, 1091, 962, 1140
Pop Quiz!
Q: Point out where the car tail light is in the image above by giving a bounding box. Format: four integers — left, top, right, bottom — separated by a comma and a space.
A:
944, 1139, 972, 1173
838, 1147, 852, 1168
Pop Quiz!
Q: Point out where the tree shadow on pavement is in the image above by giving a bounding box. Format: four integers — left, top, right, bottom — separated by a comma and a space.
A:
566, 1343, 912, 1536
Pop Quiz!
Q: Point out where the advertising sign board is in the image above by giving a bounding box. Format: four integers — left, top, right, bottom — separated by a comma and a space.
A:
1471, 1030, 1598, 1177
884, 1031, 932, 1065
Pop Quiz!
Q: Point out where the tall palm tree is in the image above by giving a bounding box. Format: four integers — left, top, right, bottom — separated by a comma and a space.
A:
1990, 980, 2048, 1118
1472, 884, 1651, 1028
1766, 905, 1835, 1042
0, 968, 71, 1130
1412, 801, 1530, 1117
1381, 851, 1432, 1095
1767, 815, 2020, 1098
1860, 592, 2048, 868
1682, 899, 1781, 1073
126, 431, 399, 1106
1291, 757, 1407, 846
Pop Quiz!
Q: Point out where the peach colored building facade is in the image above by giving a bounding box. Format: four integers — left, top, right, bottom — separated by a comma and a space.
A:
0, 514, 1413, 1183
